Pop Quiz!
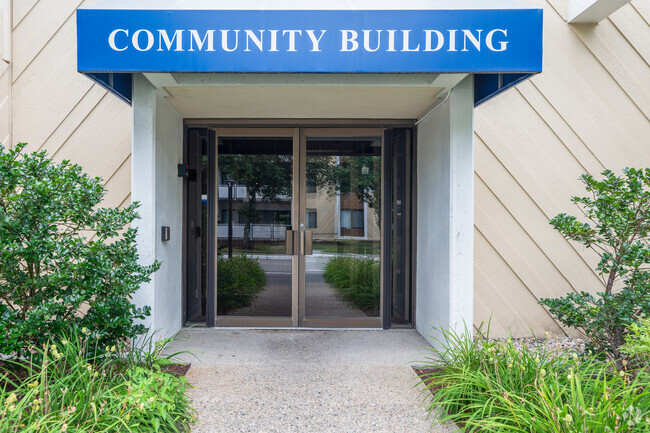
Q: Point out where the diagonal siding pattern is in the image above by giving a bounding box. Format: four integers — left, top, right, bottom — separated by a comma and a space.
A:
0, 62, 10, 146
6, 0, 132, 210
475, 0, 650, 337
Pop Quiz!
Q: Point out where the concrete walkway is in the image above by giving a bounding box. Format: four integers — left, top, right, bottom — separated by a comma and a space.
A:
167, 329, 456, 433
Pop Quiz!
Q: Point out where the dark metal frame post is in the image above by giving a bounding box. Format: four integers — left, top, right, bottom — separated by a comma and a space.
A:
382, 129, 393, 329
206, 129, 217, 327
226, 178, 235, 258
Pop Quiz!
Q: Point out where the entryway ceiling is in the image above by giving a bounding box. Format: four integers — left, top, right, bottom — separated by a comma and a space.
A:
143, 73, 466, 119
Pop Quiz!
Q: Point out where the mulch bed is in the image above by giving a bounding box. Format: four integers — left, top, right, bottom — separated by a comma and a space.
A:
413, 367, 444, 393
0, 362, 30, 392
162, 363, 191, 377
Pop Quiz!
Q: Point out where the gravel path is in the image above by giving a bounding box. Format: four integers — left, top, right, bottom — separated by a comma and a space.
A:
167, 329, 457, 433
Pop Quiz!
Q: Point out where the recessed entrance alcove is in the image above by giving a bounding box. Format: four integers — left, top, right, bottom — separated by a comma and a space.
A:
76, 0, 543, 346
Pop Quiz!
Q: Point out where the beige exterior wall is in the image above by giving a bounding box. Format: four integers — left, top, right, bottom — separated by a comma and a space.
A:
2, 0, 132, 211
474, 0, 650, 337
2, 0, 648, 335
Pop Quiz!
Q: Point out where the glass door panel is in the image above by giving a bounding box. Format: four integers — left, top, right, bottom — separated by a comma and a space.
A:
188, 127, 385, 328
215, 134, 295, 323
302, 132, 383, 326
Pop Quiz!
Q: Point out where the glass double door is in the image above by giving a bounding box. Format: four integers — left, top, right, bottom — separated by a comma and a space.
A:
212, 128, 383, 327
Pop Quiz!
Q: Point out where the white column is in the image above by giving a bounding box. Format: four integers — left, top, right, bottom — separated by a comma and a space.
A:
153, 86, 184, 338
131, 73, 184, 340
415, 76, 474, 346
131, 74, 157, 334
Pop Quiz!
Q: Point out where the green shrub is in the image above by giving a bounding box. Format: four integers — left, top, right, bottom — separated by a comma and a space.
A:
217, 255, 266, 314
540, 168, 650, 362
0, 144, 159, 359
0, 333, 194, 432
621, 318, 650, 367
418, 325, 650, 432
323, 256, 380, 313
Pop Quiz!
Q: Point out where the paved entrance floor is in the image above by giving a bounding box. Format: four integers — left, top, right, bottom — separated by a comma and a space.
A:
167, 329, 456, 433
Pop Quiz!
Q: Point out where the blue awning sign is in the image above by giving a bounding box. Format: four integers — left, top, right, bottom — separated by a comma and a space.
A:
77, 9, 543, 74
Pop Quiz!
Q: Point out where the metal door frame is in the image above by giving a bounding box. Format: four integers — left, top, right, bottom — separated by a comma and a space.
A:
299, 128, 384, 328
211, 128, 298, 327
205, 127, 385, 328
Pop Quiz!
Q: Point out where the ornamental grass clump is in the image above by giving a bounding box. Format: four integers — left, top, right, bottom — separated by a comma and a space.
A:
418, 325, 650, 432
0, 333, 194, 433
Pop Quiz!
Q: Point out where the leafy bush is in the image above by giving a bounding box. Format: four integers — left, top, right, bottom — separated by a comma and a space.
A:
0, 144, 159, 358
0, 333, 194, 432
418, 325, 650, 432
217, 255, 266, 314
540, 168, 650, 361
621, 318, 650, 367
323, 256, 380, 313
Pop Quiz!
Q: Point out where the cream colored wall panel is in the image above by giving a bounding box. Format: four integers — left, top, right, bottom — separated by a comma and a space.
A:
13, 0, 39, 29
631, 0, 650, 25
475, 1, 650, 336
12, 18, 93, 148
541, 0, 566, 18
516, 81, 605, 174
514, 81, 606, 175
475, 176, 578, 301
0, 96, 9, 145
474, 259, 532, 337
474, 137, 603, 292
474, 297, 511, 337
532, 3, 650, 162
476, 106, 606, 280
0, 64, 9, 145
51, 95, 131, 182
12, 0, 82, 81
610, 5, 650, 66
474, 230, 566, 337
118, 193, 132, 210
0, 62, 8, 92
475, 94, 599, 219
102, 155, 131, 210
530, 74, 647, 172
39, 85, 107, 153
570, 20, 650, 119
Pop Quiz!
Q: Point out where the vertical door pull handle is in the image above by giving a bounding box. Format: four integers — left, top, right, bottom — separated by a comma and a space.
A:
299, 230, 304, 256
304, 230, 313, 256
300, 230, 313, 256
285, 230, 299, 255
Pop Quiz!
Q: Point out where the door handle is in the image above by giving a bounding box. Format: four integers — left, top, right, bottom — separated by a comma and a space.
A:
300, 230, 313, 256
285, 229, 299, 255
286, 230, 312, 255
